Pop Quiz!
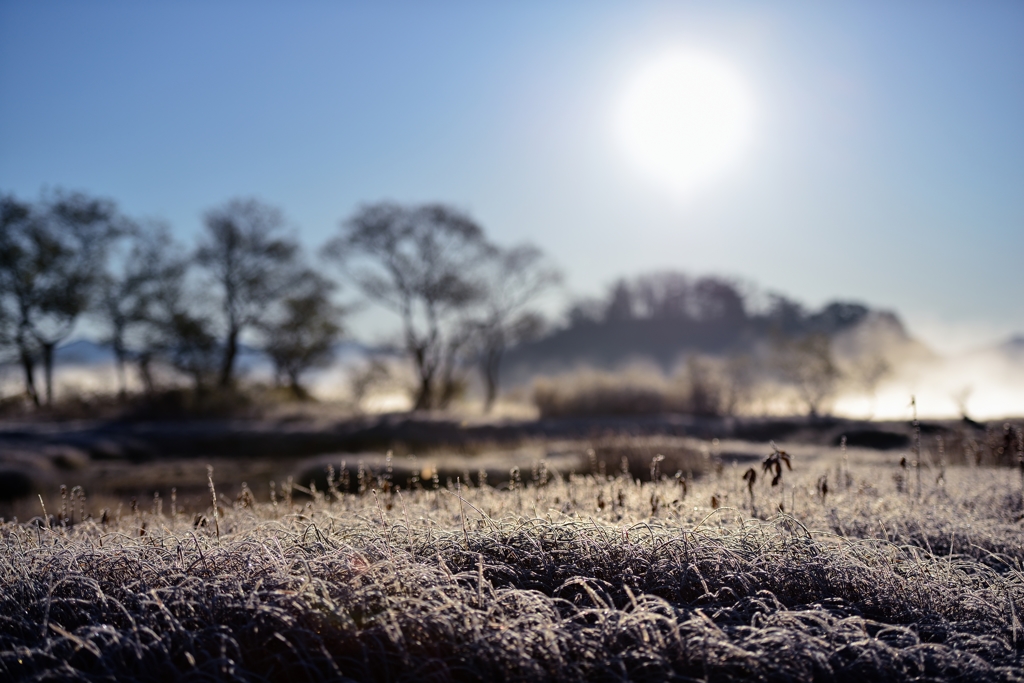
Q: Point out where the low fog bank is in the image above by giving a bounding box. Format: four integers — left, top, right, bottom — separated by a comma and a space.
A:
839, 335, 1024, 420
2, 270, 1022, 422
519, 316, 1024, 421
2, 326, 1022, 422
0, 340, 410, 414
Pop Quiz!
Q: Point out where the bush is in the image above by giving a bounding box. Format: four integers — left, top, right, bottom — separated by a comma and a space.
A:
533, 366, 691, 417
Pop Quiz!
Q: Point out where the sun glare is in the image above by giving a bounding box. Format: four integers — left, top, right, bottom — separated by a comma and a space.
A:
614, 49, 754, 197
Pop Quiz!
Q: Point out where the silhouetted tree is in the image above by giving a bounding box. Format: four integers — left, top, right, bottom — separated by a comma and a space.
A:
633, 271, 691, 320
565, 298, 604, 327
720, 354, 756, 416
774, 332, 841, 417
163, 308, 221, 391
568, 272, 749, 330
128, 231, 196, 393
0, 194, 37, 403
323, 202, 494, 410
100, 226, 215, 394
604, 279, 635, 322
259, 270, 343, 398
846, 353, 889, 419
0, 280, 23, 403
135, 242, 219, 391
435, 320, 476, 410
97, 222, 178, 397
684, 355, 722, 417
805, 302, 869, 335
692, 277, 745, 325
196, 198, 300, 388
0, 191, 123, 405
0, 282, 11, 365
473, 244, 560, 412
763, 294, 805, 335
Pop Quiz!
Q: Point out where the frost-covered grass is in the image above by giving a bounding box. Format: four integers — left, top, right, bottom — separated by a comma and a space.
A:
3, 454, 1024, 682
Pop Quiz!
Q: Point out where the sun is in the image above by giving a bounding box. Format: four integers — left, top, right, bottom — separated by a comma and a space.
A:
614, 49, 754, 196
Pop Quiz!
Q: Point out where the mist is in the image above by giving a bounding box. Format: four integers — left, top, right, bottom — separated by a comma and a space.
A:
834, 339, 1024, 421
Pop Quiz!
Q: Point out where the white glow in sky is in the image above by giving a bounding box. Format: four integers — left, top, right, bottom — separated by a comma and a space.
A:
614, 49, 754, 196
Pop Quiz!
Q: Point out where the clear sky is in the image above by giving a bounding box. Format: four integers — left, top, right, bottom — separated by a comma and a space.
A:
1, 1, 1022, 353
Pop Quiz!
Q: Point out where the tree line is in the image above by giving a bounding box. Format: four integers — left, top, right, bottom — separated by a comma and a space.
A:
508, 271, 897, 417
0, 190, 560, 411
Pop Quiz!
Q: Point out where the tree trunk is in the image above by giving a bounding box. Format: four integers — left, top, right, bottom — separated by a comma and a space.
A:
437, 340, 466, 410
413, 375, 433, 410
18, 345, 39, 407
137, 352, 155, 395
219, 326, 238, 388
437, 362, 456, 410
41, 342, 56, 406
411, 344, 435, 410
482, 345, 503, 413
113, 343, 129, 399
437, 374, 460, 409
192, 370, 207, 395
288, 370, 307, 400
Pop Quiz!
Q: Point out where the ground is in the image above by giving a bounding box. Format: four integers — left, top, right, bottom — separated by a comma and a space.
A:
2, 430, 1023, 682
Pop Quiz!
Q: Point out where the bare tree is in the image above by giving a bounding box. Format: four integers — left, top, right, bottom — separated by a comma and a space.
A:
473, 244, 561, 412
162, 307, 221, 392
565, 297, 605, 327
0, 282, 11, 364
774, 332, 841, 418
259, 270, 344, 398
603, 279, 636, 322
720, 353, 756, 416
0, 191, 123, 405
96, 222, 180, 397
763, 293, 806, 336
347, 357, 395, 411
196, 198, 300, 388
846, 353, 890, 419
126, 231, 198, 393
99, 225, 215, 395
0, 194, 37, 403
0, 263, 24, 403
692, 276, 746, 325
633, 271, 691, 320
684, 355, 722, 417
134, 245, 220, 392
322, 202, 494, 410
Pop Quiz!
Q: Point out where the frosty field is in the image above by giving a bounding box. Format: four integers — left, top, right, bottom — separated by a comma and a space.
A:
2, 444, 1024, 682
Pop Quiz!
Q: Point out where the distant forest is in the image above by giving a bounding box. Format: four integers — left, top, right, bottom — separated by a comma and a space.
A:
507, 271, 907, 376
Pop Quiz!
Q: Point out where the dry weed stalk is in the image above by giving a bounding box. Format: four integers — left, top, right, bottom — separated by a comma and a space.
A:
911, 395, 922, 498
762, 441, 792, 487
762, 441, 793, 513
206, 465, 220, 541
742, 467, 757, 512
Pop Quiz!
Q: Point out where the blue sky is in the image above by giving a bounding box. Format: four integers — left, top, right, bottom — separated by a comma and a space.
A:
1, 1, 1022, 352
